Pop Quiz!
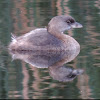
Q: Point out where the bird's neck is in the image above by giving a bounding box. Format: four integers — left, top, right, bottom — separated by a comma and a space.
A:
47, 27, 68, 43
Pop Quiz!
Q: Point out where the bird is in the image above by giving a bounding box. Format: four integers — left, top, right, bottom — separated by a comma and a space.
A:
9, 15, 83, 55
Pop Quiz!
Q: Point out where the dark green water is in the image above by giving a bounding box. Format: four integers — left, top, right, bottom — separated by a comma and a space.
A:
0, 0, 100, 99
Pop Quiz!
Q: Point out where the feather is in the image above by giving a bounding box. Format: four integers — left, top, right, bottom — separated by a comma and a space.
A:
11, 33, 17, 42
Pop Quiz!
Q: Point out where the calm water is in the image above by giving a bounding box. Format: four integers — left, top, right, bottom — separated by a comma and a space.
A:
0, 0, 100, 99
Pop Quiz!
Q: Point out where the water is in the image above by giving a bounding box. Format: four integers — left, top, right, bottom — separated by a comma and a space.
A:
0, 0, 100, 99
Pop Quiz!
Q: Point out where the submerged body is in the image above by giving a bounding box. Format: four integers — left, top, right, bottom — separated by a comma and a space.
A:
9, 15, 83, 59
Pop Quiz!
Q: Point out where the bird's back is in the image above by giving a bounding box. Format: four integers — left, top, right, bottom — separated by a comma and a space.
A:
10, 28, 63, 51
24, 28, 62, 46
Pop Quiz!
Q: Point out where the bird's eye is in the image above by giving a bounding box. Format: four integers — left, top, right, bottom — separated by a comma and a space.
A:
66, 20, 71, 24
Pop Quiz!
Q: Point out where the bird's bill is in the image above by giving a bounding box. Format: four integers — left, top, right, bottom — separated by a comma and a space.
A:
71, 22, 83, 28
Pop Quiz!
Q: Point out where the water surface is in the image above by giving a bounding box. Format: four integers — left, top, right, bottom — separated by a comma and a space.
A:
0, 0, 100, 99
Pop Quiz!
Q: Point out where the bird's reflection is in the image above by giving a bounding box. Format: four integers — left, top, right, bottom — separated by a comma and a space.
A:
9, 49, 83, 82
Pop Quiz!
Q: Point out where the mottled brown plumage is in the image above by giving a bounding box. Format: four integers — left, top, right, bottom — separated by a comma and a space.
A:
9, 15, 83, 55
